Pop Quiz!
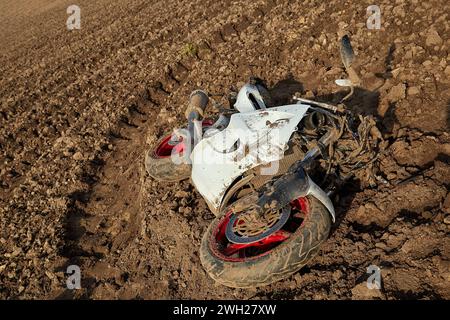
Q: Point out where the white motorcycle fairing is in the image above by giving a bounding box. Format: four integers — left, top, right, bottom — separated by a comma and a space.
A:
190, 103, 335, 220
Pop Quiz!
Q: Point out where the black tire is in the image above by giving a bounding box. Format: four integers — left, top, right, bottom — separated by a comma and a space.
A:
145, 134, 191, 182
200, 196, 331, 288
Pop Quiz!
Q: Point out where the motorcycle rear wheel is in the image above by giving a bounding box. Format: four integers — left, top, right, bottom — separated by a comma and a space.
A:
200, 196, 331, 288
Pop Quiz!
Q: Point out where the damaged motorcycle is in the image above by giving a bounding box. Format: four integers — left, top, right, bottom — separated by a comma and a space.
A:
145, 36, 384, 288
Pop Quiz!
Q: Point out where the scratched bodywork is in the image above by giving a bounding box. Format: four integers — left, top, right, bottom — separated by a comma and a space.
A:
190, 104, 309, 211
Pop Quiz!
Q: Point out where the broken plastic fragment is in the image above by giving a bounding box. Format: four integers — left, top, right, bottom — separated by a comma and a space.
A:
335, 79, 353, 87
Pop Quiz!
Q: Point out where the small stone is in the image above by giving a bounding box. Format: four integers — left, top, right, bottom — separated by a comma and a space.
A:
73, 152, 83, 161
386, 173, 397, 181
444, 215, 450, 225
45, 271, 58, 281
63, 150, 73, 157
425, 29, 443, 47
391, 67, 403, 78
411, 45, 424, 57
304, 90, 315, 98
421, 211, 433, 219
443, 194, 450, 214
407, 86, 420, 96
404, 50, 413, 60
351, 282, 384, 300
375, 242, 387, 250
174, 191, 189, 198
393, 5, 406, 17
332, 270, 343, 281
422, 60, 432, 68
445, 66, 450, 76
386, 83, 406, 102
11, 248, 22, 257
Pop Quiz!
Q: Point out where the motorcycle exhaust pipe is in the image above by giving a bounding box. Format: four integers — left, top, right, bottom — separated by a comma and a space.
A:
184, 90, 209, 155
185, 90, 209, 120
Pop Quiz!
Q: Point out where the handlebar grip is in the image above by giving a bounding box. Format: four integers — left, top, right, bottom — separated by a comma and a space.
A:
185, 90, 209, 119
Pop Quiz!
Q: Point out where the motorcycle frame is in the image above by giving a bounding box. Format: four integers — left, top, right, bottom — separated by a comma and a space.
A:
189, 85, 336, 221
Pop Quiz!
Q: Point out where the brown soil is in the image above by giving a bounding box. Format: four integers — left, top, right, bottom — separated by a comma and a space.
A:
0, 0, 449, 300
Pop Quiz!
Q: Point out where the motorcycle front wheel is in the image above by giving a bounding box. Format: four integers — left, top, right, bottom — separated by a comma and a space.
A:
200, 196, 331, 288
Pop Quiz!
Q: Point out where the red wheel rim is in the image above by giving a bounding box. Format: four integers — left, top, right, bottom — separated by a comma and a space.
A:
210, 196, 310, 262
154, 135, 184, 158
153, 119, 214, 158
